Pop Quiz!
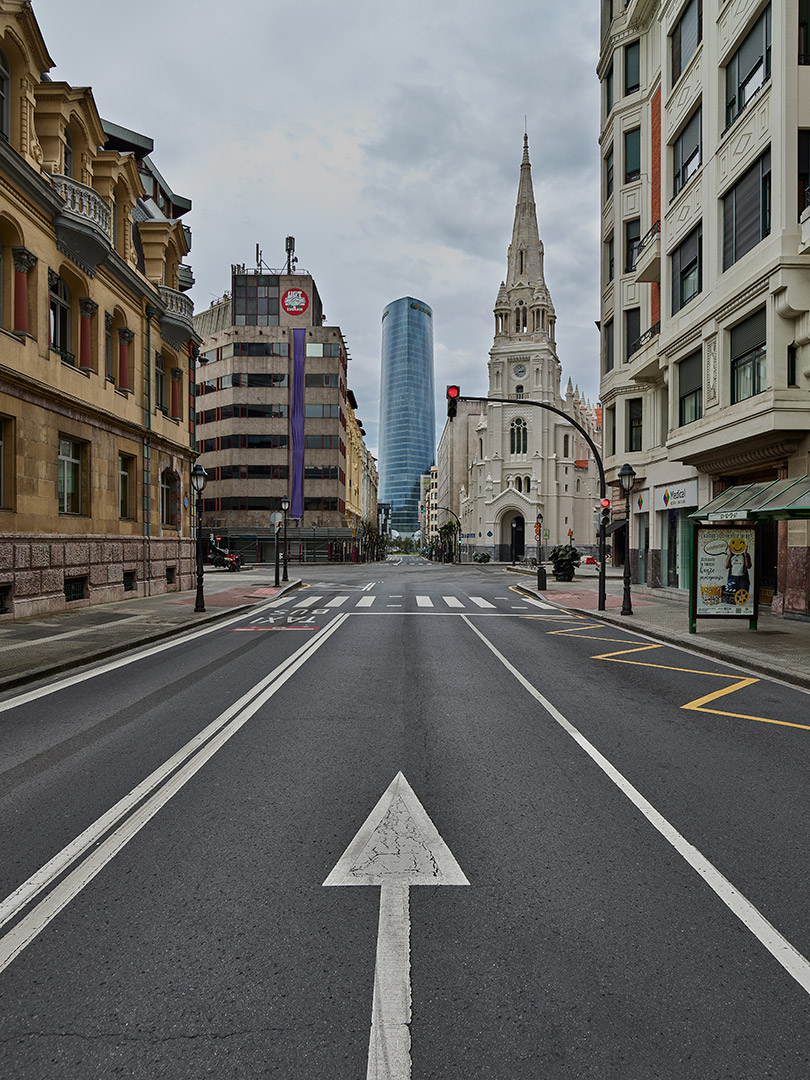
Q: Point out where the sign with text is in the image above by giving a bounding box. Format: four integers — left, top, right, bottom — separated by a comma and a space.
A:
692, 526, 757, 619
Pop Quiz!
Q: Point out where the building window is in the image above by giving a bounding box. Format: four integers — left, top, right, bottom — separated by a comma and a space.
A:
678, 349, 703, 424
801, 0, 810, 63
58, 437, 84, 515
731, 308, 766, 404
605, 146, 614, 199
0, 415, 11, 509
105, 314, 114, 380
725, 5, 771, 129
231, 272, 280, 327
49, 273, 72, 363
606, 405, 616, 457
604, 319, 614, 373
563, 434, 570, 458
605, 63, 614, 115
118, 453, 135, 519
625, 307, 641, 360
625, 41, 640, 95
625, 218, 640, 272
671, 223, 702, 314
606, 235, 615, 282
627, 398, 643, 452
510, 418, 528, 455
160, 469, 179, 526
671, 0, 702, 84
799, 131, 809, 219
722, 149, 771, 269
155, 354, 166, 411
63, 128, 73, 178
673, 106, 701, 196
0, 46, 9, 143
625, 128, 640, 182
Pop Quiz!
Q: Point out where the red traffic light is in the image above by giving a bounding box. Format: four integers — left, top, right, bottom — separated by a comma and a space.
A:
600, 497, 611, 508
446, 385, 460, 399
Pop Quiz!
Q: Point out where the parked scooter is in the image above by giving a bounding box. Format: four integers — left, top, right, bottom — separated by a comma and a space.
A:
209, 546, 242, 571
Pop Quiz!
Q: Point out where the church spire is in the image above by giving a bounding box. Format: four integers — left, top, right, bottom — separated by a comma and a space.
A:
506, 134, 545, 289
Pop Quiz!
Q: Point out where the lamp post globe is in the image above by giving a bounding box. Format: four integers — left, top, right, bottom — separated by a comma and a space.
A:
618, 463, 636, 615
191, 464, 208, 613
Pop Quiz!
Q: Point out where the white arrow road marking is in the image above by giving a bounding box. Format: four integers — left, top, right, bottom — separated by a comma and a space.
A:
324, 773, 468, 1079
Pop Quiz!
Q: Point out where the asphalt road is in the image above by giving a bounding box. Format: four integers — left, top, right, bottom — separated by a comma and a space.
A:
2, 556, 810, 1078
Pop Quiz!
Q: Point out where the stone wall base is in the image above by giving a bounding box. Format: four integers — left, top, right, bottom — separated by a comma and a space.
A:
0, 534, 194, 621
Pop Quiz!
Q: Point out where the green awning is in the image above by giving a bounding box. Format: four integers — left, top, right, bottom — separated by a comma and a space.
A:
690, 476, 810, 521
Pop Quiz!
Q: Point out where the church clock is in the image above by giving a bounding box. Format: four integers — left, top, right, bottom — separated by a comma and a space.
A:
513, 363, 527, 378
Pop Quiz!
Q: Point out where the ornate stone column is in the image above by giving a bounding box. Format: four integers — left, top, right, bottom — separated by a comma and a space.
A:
78, 298, 98, 371
170, 367, 183, 420
11, 247, 37, 335
118, 327, 134, 393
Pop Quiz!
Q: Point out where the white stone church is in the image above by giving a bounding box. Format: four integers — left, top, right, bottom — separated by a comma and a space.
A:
437, 136, 600, 561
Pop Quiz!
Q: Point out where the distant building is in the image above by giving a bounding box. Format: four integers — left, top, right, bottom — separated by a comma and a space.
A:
598, 0, 810, 614
378, 296, 436, 536
0, 1, 197, 618
439, 137, 599, 562
193, 250, 376, 561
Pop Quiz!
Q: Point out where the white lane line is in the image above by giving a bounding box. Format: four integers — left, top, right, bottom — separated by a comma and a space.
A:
0, 615, 349, 971
442, 597, 464, 609
356, 596, 376, 608
461, 615, 810, 998
0, 593, 300, 716
521, 596, 557, 611
469, 596, 495, 609
416, 596, 433, 608
387, 604, 402, 608
325, 596, 349, 607
294, 595, 323, 608
510, 606, 528, 610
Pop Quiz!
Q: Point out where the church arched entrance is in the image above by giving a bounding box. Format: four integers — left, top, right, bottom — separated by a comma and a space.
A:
500, 514, 525, 561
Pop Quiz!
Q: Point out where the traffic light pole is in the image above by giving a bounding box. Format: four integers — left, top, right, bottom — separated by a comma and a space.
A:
451, 394, 607, 611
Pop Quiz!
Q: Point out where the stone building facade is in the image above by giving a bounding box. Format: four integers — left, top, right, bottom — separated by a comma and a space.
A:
0, 0, 197, 619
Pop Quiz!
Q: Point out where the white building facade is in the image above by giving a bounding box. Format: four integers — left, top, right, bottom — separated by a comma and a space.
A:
449, 137, 600, 561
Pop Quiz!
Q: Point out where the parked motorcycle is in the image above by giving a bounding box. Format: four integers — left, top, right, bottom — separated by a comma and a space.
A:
209, 546, 242, 571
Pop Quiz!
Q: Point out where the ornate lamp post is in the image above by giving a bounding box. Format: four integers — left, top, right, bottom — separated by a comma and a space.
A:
281, 496, 290, 582
191, 464, 208, 613
618, 462, 637, 616
511, 518, 517, 564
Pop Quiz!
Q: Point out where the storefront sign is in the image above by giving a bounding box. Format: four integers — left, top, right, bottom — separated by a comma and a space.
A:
691, 526, 757, 620
654, 479, 698, 512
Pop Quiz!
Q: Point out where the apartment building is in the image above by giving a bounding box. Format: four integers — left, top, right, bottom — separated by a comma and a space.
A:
598, 0, 810, 615
0, 0, 197, 618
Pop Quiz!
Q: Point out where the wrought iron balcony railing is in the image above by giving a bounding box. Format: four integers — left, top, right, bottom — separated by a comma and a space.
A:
628, 321, 660, 358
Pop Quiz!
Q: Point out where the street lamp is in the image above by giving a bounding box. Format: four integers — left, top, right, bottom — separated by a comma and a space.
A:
281, 496, 290, 582
190, 463, 208, 613
618, 462, 636, 616
536, 512, 546, 590
511, 518, 517, 564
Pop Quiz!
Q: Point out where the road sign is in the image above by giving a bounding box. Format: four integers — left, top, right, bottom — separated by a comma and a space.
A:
542, 529, 550, 540
270, 511, 283, 528
324, 773, 468, 1077
534, 523, 540, 539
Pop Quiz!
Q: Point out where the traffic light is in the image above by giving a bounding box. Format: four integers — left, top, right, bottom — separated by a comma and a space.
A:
599, 497, 611, 529
446, 384, 460, 420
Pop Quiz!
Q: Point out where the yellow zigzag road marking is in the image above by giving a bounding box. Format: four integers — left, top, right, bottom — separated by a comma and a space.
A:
548, 630, 810, 732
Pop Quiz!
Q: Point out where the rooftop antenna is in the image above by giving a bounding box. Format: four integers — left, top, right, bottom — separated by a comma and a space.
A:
285, 235, 297, 274
256, 243, 261, 269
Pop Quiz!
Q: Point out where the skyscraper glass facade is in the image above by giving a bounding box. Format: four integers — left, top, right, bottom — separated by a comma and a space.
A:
378, 297, 436, 536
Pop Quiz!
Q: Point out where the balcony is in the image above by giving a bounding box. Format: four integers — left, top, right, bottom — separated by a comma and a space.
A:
50, 174, 111, 273
635, 220, 660, 283
627, 321, 661, 381
158, 285, 194, 348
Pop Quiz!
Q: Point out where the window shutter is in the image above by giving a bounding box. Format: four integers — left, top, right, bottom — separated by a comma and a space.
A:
678, 349, 702, 395
625, 129, 640, 178
731, 309, 766, 359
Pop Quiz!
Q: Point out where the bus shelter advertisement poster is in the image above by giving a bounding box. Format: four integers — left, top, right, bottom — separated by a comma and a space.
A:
694, 527, 756, 616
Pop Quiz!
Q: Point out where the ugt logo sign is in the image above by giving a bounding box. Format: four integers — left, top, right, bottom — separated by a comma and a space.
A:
282, 288, 309, 315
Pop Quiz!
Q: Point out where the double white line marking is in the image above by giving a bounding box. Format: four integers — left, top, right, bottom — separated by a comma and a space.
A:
0, 614, 349, 974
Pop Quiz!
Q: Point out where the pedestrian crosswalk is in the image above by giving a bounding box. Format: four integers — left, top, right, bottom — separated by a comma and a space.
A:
283, 593, 558, 613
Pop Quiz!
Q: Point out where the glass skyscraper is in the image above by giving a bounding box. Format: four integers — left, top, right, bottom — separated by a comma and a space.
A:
378, 297, 436, 536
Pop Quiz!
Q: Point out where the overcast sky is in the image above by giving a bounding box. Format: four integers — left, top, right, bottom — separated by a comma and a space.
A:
34, 0, 601, 457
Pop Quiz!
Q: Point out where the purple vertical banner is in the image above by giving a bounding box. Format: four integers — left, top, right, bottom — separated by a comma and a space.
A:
290, 327, 305, 520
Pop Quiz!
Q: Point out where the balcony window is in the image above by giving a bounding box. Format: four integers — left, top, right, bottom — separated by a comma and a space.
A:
673, 106, 701, 196
671, 223, 702, 314
625, 128, 641, 182
725, 5, 771, 129
730, 308, 766, 404
605, 146, 614, 199
625, 218, 640, 272
627, 398, 643, 452
625, 307, 641, 361
722, 149, 770, 270
671, 0, 702, 84
625, 41, 640, 94
678, 349, 702, 425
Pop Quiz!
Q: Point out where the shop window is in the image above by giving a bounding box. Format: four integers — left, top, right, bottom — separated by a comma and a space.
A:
730, 308, 766, 404
671, 0, 702, 84
722, 150, 771, 269
725, 5, 771, 129
678, 349, 703, 425
671, 224, 702, 313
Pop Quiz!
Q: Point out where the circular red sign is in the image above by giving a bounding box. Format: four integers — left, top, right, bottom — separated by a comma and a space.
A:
281, 288, 309, 315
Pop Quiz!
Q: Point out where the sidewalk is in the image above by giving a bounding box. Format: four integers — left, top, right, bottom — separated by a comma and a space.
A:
507, 564, 810, 690
0, 571, 301, 693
